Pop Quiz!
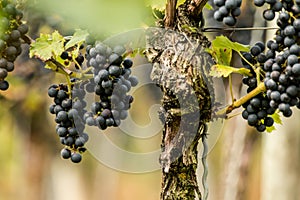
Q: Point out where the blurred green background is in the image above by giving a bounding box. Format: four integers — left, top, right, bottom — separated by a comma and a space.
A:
1, 0, 300, 200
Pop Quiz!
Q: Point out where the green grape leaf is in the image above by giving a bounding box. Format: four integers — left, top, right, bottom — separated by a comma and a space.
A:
265, 112, 282, 133
212, 36, 250, 53
177, 0, 186, 7
266, 126, 276, 133
65, 29, 89, 50
30, 31, 65, 61
207, 46, 232, 66
152, 7, 165, 19
210, 64, 251, 78
204, 2, 213, 10
272, 112, 282, 125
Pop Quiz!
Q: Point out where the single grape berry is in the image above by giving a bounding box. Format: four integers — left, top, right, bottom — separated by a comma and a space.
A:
0, 68, 8, 79
248, 114, 258, 126
71, 153, 82, 163
10, 30, 21, 40
60, 51, 69, 60
61, 148, 71, 159
0, 80, 9, 90
17, 24, 29, 35
223, 16, 236, 26
263, 9, 275, 20
254, 0, 265, 7
213, 0, 225, 7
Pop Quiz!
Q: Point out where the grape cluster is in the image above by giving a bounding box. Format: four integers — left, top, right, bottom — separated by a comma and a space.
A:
254, 0, 284, 21
263, 2, 300, 117
241, 0, 300, 131
48, 83, 88, 163
84, 42, 138, 130
0, 1, 29, 90
241, 43, 275, 132
213, 0, 242, 26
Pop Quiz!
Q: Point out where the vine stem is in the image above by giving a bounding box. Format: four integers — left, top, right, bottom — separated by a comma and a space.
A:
202, 26, 278, 32
229, 74, 235, 104
216, 82, 266, 116
165, 0, 177, 27
201, 125, 209, 200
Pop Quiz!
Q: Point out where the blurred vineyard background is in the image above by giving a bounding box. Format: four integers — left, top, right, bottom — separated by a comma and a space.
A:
0, 0, 300, 200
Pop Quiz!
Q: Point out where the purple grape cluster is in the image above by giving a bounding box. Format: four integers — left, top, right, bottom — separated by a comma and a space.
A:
0, 1, 29, 90
241, 43, 275, 132
48, 83, 88, 163
255, 0, 300, 22
241, 0, 300, 131
84, 42, 138, 130
213, 0, 242, 26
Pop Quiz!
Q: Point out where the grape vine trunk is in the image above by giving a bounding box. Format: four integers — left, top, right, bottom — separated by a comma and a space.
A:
145, 0, 211, 199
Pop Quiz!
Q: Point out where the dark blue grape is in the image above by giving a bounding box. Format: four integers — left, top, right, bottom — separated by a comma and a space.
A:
128, 76, 138, 87
250, 45, 262, 56
213, 0, 225, 7
263, 9, 275, 20
75, 137, 85, 147
71, 153, 82, 163
213, 11, 223, 22
270, 91, 281, 101
264, 117, 274, 127
86, 116, 95, 126
108, 65, 122, 77
284, 25, 296, 36
123, 59, 133, 68
286, 85, 298, 97
248, 114, 258, 126
65, 136, 75, 146
256, 124, 266, 132
254, 0, 265, 7
57, 127, 68, 137
225, 0, 237, 9
56, 111, 68, 123
61, 148, 71, 159
223, 16, 236, 26
109, 53, 122, 65
242, 110, 249, 119
106, 118, 115, 126
292, 63, 300, 75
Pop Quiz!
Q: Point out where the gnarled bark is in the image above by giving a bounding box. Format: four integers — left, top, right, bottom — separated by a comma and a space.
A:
145, 1, 212, 199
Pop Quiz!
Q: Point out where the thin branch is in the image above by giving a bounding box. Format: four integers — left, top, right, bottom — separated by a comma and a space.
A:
164, 0, 177, 28
216, 82, 266, 116
49, 59, 73, 75
202, 26, 278, 32
188, 0, 209, 16
229, 75, 235, 104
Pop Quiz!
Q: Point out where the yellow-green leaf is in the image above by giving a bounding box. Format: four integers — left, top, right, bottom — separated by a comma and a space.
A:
208, 46, 232, 66
212, 36, 250, 53
204, 3, 213, 10
65, 29, 89, 50
266, 126, 276, 133
209, 64, 251, 78
272, 112, 282, 125
30, 31, 65, 61
265, 112, 282, 133
177, 0, 186, 7
152, 7, 165, 19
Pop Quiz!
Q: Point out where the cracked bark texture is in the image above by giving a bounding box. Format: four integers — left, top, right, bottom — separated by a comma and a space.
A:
145, 0, 212, 199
